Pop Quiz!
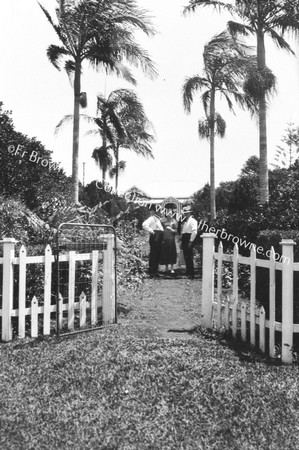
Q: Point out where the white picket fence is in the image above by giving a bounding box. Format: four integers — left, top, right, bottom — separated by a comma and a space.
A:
0, 236, 116, 342
201, 233, 298, 364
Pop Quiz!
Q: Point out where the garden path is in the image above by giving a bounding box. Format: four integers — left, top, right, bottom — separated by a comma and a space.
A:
119, 276, 202, 340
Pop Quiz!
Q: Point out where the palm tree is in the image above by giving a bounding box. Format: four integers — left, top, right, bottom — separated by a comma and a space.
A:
182, 31, 255, 221
89, 91, 125, 185
92, 146, 113, 183
184, 0, 299, 204
110, 92, 155, 194
109, 160, 127, 186
39, 0, 157, 203
89, 88, 155, 194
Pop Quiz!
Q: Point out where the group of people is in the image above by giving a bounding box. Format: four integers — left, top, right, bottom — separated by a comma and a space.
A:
142, 205, 198, 279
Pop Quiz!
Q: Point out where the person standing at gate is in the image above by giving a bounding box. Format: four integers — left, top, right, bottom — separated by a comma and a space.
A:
160, 213, 177, 275
181, 205, 198, 279
142, 207, 164, 278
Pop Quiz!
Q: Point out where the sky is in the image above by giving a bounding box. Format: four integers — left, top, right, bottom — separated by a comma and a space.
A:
1, 0, 299, 199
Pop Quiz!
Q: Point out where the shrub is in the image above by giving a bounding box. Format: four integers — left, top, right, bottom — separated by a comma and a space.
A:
255, 229, 299, 321
0, 196, 47, 248
120, 204, 150, 229
256, 229, 299, 262
115, 220, 147, 289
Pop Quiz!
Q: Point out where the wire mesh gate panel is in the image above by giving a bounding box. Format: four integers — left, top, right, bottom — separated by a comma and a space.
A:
56, 223, 117, 337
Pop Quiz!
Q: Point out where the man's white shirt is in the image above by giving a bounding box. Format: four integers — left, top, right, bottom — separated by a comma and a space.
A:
142, 215, 163, 234
182, 216, 198, 242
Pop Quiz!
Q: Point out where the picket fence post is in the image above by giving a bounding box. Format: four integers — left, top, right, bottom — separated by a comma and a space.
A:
1, 238, 17, 342
43, 245, 52, 336
102, 234, 116, 325
201, 233, 216, 328
280, 239, 295, 364
216, 241, 223, 330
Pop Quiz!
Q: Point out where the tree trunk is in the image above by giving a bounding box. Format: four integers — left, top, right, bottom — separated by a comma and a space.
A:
257, 28, 269, 204
102, 120, 107, 183
72, 59, 81, 204
115, 145, 119, 195
209, 89, 216, 222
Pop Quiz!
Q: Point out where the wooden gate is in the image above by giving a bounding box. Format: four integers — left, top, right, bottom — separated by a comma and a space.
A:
56, 223, 117, 337
0, 224, 117, 342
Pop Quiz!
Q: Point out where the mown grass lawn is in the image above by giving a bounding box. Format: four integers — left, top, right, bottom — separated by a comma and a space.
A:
1, 322, 299, 450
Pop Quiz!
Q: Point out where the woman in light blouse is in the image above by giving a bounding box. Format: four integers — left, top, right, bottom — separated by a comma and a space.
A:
160, 213, 177, 274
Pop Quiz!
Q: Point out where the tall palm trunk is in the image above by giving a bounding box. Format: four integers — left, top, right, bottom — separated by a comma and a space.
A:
101, 159, 107, 183
102, 120, 107, 183
102, 166, 106, 183
257, 28, 269, 204
210, 88, 216, 222
115, 145, 119, 195
72, 59, 81, 204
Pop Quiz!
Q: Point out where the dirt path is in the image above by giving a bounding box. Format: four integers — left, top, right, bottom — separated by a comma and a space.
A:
118, 276, 202, 339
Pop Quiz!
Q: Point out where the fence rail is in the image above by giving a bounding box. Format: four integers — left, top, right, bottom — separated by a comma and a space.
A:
201, 233, 297, 364
0, 236, 116, 342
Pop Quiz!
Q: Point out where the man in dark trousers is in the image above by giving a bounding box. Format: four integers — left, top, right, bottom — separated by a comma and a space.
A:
142, 207, 164, 278
181, 205, 198, 279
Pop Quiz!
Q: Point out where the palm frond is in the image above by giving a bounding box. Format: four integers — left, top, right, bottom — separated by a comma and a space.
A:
115, 40, 158, 80
183, 1, 234, 16
227, 20, 253, 37
38, 2, 64, 40
203, 30, 255, 72
130, 142, 154, 158
113, 12, 156, 37
198, 113, 226, 139
182, 76, 210, 113
83, 3, 158, 80
38, 2, 72, 50
46, 44, 71, 70
198, 119, 210, 140
92, 146, 113, 170
64, 59, 75, 76
85, 124, 116, 147
219, 91, 235, 113
90, 52, 138, 85
266, 27, 295, 54
95, 94, 126, 143
200, 91, 211, 117
55, 114, 74, 134
109, 160, 127, 178
55, 113, 94, 134
214, 113, 226, 137
244, 67, 277, 101
85, 129, 101, 138
269, 3, 299, 36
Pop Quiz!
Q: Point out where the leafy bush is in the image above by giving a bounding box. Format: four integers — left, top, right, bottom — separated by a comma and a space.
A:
115, 220, 147, 289
214, 256, 251, 295
256, 229, 299, 262
213, 206, 269, 255
119, 203, 150, 229
0, 196, 48, 248
0, 102, 72, 211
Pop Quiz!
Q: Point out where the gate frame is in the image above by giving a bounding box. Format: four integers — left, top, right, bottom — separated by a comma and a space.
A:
56, 222, 117, 338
